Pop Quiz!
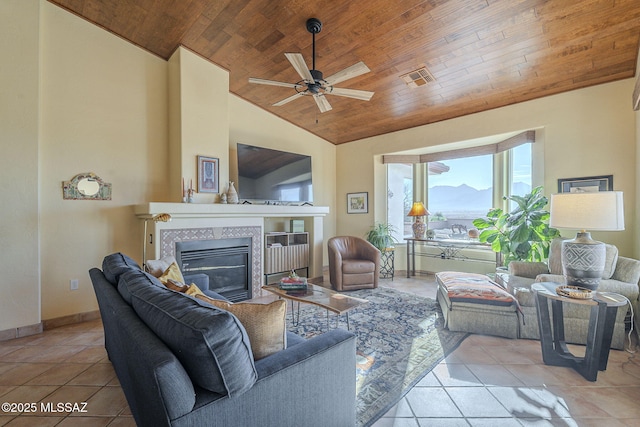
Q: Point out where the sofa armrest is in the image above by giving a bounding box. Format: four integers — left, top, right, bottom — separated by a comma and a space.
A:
612, 256, 640, 286
328, 245, 344, 290
535, 273, 565, 284
255, 328, 355, 377
208, 329, 357, 427
183, 273, 209, 290
508, 261, 549, 279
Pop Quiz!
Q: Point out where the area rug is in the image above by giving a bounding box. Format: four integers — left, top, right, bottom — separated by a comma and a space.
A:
287, 286, 469, 427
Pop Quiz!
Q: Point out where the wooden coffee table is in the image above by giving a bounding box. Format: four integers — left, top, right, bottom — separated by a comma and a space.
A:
262, 283, 368, 330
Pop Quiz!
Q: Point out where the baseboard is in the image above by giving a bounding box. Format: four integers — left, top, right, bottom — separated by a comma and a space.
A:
42, 310, 101, 330
0, 322, 43, 342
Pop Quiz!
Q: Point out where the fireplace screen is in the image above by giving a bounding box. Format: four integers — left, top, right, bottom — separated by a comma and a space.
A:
175, 237, 252, 302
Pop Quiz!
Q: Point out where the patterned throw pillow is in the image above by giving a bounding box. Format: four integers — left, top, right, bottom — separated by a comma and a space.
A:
158, 262, 185, 286
195, 292, 287, 360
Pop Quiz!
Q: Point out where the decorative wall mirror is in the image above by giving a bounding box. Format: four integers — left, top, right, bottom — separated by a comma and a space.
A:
62, 172, 112, 200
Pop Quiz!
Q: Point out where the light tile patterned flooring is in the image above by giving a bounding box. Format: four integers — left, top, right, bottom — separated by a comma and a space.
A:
0, 274, 639, 426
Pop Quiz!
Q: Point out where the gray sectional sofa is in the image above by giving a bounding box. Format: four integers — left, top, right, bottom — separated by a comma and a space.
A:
503, 239, 640, 349
89, 253, 357, 427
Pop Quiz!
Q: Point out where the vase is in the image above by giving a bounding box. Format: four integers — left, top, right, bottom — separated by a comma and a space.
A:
227, 181, 239, 204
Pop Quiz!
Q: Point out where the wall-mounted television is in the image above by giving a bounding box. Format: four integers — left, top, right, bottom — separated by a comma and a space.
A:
237, 143, 313, 204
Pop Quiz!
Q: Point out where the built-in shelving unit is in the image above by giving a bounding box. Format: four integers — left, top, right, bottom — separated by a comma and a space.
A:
264, 232, 309, 283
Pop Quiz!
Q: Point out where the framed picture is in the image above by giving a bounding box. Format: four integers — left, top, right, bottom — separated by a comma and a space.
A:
197, 156, 219, 193
347, 192, 368, 214
557, 175, 613, 193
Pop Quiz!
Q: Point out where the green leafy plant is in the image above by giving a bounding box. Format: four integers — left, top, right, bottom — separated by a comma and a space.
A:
472, 186, 560, 266
365, 222, 399, 252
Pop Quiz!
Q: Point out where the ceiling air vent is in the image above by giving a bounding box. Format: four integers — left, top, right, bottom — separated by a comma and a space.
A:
400, 67, 435, 88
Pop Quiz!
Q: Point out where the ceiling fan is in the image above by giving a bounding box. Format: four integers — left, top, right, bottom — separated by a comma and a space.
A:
249, 18, 374, 113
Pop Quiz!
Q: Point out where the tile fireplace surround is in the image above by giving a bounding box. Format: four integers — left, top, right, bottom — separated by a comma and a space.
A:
134, 203, 329, 298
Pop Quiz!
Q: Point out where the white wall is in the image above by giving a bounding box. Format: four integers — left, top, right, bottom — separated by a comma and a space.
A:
38, 2, 169, 319
337, 79, 638, 264
0, 0, 41, 334
169, 47, 230, 203
228, 95, 337, 262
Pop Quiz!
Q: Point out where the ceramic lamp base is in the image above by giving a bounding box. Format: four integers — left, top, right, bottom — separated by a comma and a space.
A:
412, 218, 426, 239
561, 232, 605, 290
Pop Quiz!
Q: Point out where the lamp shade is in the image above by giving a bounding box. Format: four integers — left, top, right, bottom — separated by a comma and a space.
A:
407, 202, 429, 217
549, 191, 624, 231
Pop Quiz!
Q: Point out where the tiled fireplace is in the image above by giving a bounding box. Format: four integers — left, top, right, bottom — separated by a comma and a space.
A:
162, 226, 260, 300
135, 203, 329, 297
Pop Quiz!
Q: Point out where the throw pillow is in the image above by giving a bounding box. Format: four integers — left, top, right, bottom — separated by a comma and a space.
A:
165, 279, 189, 293
197, 294, 287, 360
145, 255, 176, 277
158, 262, 185, 286
185, 283, 206, 297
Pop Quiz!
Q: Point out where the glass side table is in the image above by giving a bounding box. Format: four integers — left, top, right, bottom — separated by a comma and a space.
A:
532, 282, 627, 382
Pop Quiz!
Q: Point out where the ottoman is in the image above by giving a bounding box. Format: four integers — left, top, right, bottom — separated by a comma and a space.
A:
436, 271, 521, 339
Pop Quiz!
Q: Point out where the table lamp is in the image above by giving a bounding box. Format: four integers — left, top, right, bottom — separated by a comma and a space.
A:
549, 191, 624, 290
407, 202, 429, 239
142, 213, 172, 270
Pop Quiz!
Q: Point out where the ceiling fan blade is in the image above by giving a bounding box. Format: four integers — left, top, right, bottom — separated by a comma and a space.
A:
313, 94, 332, 113
273, 92, 305, 107
326, 87, 374, 101
249, 77, 303, 89
285, 53, 314, 82
324, 61, 371, 86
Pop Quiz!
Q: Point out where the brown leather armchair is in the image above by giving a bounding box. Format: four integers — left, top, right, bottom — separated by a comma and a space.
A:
328, 236, 381, 291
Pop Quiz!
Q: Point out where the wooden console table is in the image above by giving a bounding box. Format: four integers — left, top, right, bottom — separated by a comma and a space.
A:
404, 237, 495, 277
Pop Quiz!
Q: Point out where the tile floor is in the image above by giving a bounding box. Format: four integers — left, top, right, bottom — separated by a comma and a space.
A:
0, 274, 638, 426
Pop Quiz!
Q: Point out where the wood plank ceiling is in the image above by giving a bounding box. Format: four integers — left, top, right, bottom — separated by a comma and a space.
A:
49, 0, 640, 145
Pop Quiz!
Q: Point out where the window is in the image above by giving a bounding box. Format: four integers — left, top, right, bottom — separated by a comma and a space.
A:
427, 155, 493, 239
508, 142, 532, 209
386, 163, 412, 242
386, 143, 532, 240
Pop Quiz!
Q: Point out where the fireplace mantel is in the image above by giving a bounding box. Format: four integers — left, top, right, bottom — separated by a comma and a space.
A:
134, 203, 329, 295
134, 203, 329, 219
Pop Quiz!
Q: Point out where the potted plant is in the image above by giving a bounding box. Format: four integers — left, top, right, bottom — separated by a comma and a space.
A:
365, 222, 399, 279
365, 222, 398, 251
472, 186, 560, 267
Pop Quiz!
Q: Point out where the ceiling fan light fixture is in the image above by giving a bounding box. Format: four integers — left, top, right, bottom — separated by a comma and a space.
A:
249, 18, 374, 113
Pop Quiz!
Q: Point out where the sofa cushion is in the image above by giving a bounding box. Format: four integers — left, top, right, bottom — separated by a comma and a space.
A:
342, 259, 375, 274
119, 269, 257, 396
102, 252, 141, 285
548, 239, 564, 276
436, 272, 518, 307
602, 244, 618, 280
197, 295, 287, 360
117, 269, 164, 305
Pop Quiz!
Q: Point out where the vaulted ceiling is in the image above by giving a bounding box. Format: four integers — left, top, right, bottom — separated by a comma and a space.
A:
49, 0, 640, 145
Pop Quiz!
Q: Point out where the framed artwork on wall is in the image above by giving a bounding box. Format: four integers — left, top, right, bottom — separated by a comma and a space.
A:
557, 175, 613, 193
198, 156, 219, 193
347, 192, 368, 214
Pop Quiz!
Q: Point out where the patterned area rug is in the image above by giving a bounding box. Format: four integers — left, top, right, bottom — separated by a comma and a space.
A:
287, 286, 469, 427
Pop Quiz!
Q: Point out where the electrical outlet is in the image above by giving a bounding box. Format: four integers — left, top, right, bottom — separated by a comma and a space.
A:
70, 279, 79, 291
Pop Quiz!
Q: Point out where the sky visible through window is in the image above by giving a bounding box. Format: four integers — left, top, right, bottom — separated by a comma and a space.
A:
429, 146, 531, 191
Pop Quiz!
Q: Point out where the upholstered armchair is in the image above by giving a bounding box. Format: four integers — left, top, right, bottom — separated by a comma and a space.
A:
328, 236, 381, 291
